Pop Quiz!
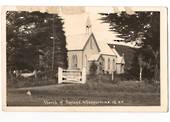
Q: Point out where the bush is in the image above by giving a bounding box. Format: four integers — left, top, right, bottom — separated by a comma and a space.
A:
89, 61, 97, 76
7, 72, 58, 88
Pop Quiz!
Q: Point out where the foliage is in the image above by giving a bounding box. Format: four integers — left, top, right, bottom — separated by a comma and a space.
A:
89, 61, 98, 76
6, 11, 68, 77
130, 47, 155, 81
100, 11, 160, 82
111, 44, 137, 71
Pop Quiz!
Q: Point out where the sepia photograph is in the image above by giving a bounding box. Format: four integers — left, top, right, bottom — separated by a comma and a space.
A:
1, 6, 168, 111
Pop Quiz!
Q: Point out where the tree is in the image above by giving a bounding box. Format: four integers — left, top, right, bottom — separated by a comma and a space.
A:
89, 61, 97, 76
100, 11, 160, 83
6, 11, 68, 76
137, 48, 153, 82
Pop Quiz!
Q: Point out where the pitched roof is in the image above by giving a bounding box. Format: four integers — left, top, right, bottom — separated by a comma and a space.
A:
66, 33, 91, 50
116, 56, 125, 64
112, 48, 120, 57
88, 54, 102, 61
98, 41, 116, 56
66, 32, 117, 57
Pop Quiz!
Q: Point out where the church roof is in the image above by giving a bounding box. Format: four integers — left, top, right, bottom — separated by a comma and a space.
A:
112, 48, 125, 64
66, 32, 117, 56
66, 32, 100, 51
98, 41, 116, 56
116, 56, 125, 64
88, 54, 102, 61
112, 48, 121, 57
66, 33, 92, 50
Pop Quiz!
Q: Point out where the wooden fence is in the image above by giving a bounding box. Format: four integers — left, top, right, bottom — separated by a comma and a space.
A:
58, 67, 86, 84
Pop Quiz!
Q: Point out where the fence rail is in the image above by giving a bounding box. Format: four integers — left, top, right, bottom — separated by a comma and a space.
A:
58, 67, 86, 84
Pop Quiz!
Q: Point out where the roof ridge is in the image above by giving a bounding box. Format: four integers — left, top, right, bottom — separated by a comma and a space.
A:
67, 32, 92, 37
66, 32, 93, 50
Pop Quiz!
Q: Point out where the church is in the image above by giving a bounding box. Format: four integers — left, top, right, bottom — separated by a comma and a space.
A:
66, 17, 125, 74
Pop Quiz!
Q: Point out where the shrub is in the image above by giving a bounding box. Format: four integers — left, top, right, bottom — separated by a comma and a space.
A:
89, 61, 97, 76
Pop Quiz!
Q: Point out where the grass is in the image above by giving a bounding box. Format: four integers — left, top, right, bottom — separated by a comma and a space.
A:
7, 77, 160, 106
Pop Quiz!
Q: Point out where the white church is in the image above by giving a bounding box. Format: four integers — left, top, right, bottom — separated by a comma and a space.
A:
66, 17, 125, 74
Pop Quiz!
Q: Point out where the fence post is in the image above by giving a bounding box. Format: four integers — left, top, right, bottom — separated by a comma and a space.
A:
111, 71, 114, 81
58, 67, 63, 84
82, 67, 86, 84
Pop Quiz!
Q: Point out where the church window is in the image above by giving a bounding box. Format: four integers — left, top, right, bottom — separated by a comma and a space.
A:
85, 55, 87, 67
75, 55, 78, 68
121, 64, 124, 73
72, 55, 78, 68
103, 59, 105, 72
108, 58, 110, 70
113, 59, 115, 71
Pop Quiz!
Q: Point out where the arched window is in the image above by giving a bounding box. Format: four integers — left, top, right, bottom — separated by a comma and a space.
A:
121, 64, 124, 73
113, 59, 115, 71
74, 55, 77, 68
72, 55, 78, 68
108, 58, 110, 70
84, 55, 87, 67
72, 55, 75, 68
103, 59, 105, 72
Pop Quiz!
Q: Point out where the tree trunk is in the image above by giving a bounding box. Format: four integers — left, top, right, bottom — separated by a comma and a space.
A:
139, 67, 143, 82
153, 50, 159, 84
154, 63, 159, 84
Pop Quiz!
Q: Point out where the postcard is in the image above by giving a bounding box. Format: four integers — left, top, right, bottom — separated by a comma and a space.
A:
1, 6, 168, 112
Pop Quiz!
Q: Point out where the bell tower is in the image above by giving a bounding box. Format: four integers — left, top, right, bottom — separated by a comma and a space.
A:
85, 16, 92, 33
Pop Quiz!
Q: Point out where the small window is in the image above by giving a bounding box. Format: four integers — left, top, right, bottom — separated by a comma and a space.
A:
108, 58, 110, 70
121, 64, 124, 73
103, 59, 105, 70
113, 59, 115, 70
85, 55, 87, 67
74, 55, 78, 68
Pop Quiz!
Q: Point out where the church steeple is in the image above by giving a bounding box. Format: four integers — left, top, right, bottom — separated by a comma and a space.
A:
86, 16, 92, 33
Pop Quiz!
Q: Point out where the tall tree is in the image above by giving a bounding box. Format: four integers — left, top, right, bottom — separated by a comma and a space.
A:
6, 11, 68, 75
100, 11, 160, 83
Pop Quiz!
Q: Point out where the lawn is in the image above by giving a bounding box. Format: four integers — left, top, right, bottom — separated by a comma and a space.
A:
7, 78, 160, 106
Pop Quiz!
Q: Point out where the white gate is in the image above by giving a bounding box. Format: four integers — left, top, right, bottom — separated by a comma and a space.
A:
58, 67, 86, 84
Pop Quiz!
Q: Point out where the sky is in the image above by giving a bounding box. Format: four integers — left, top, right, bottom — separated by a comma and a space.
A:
15, 6, 138, 47
59, 7, 123, 41
59, 7, 140, 48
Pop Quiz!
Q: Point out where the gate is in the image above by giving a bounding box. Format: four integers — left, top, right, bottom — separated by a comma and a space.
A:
58, 67, 86, 84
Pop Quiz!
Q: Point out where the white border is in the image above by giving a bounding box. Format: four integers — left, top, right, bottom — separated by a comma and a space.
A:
1, 6, 168, 112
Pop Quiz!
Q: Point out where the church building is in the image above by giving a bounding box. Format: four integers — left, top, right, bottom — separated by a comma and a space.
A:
66, 17, 125, 74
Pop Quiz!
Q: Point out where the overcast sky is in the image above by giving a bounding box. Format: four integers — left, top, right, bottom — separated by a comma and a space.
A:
15, 6, 138, 46
58, 7, 141, 48
15, 6, 134, 41
59, 7, 123, 41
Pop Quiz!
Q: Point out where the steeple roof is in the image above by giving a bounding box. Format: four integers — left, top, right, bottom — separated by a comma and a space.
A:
86, 16, 92, 28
